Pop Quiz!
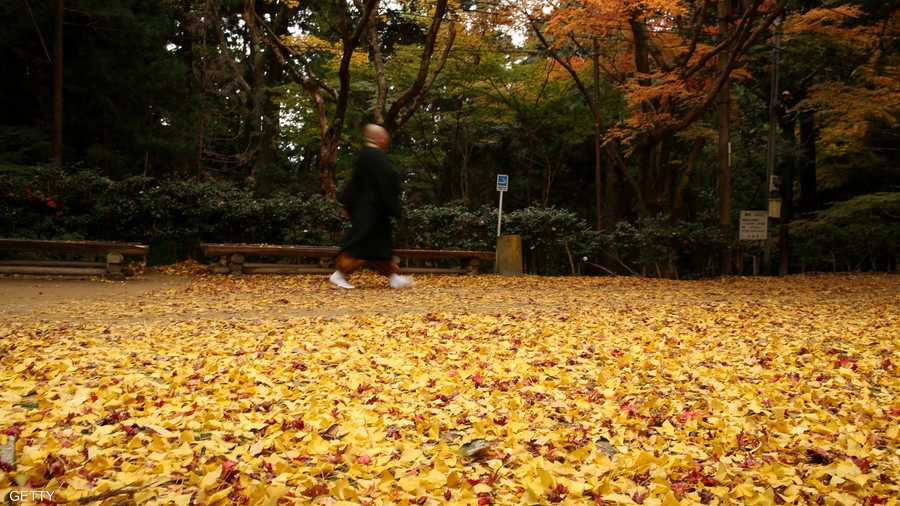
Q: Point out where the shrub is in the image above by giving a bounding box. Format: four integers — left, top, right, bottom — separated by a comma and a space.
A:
398, 205, 493, 251
503, 207, 599, 275
791, 193, 900, 271
599, 213, 724, 278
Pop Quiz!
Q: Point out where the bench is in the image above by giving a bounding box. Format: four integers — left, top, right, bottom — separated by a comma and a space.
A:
0, 238, 149, 280
199, 243, 494, 275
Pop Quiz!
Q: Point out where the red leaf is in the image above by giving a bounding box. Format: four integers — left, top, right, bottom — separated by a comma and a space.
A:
3, 425, 22, 437
221, 460, 239, 483
851, 456, 871, 473
356, 455, 372, 465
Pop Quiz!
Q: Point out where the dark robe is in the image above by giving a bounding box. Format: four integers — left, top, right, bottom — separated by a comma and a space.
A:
337, 147, 402, 261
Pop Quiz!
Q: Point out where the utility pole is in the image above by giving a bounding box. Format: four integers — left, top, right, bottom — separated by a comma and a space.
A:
765, 16, 782, 275
592, 36, 603, 231
717, 0, 732, 275
51, 0, 64, 166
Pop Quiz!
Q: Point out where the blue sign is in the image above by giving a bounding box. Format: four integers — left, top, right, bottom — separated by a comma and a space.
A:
496, 174, 509, 192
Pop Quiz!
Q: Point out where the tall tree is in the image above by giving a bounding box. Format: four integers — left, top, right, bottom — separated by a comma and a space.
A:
51, 0, 63, 166
260, 0, 378, 197
360, 0, 457, 134
523, 0, 787, 225
717, 0, 733, 274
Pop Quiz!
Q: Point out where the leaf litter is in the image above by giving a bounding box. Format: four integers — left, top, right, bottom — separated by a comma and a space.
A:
0, 272, 898, 505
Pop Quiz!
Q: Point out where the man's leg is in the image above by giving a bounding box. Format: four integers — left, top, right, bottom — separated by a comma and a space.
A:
330, 252, 364, 289
368, 259, 400, 276
370, 259, 413, 289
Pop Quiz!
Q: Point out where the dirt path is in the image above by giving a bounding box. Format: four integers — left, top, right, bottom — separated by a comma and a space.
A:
0, 273, 191, 320
1, 271, 897, 325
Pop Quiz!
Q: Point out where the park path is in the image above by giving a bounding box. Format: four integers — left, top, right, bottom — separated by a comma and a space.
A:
2, 271, 898, 325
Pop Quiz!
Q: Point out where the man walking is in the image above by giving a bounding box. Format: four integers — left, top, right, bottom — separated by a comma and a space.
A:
329, 124, 414, 289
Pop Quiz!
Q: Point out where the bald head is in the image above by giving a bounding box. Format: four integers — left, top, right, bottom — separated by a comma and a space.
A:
363, 124, 390, 150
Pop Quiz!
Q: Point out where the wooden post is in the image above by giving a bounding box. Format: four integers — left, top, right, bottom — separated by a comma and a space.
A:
229, 253, 245, 274
105, 252, 125, 280
752, 255, 760, 276
212, 256, 230, 274
465, 258, 480, 275
496, 235, 523, 276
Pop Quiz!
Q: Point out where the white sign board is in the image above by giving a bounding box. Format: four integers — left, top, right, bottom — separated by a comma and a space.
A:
496, 174, 509, 192
739, 210, 768, 241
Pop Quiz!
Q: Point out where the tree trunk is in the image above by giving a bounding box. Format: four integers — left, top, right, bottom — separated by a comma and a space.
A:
798, 110, 816, 213
778, 117, 795, 276
51, 0, 63, 166
318, 132, 339, 198
365, 18, 387, 125
592, 36, 603, 231
672, 138, 706, 222
604, 148, 619, 226
717, 0, 733, 275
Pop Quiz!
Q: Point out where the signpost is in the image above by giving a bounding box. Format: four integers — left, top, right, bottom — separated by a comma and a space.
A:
739, 211, 768, 241
496, 174, 508, 237
740, 210, 768, 275
493, 174, 521, 275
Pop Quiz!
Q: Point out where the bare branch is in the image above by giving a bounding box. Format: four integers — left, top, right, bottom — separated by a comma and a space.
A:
671, 0, 789, 137
683, 0, 761, 80
678, 0, 714, 70
394, 21, 457, 132
385, 0, 451, 131
529, 17, 597, 116
254, 12, 337, 100
364, 13, 387, 123
334, 0, 380, 134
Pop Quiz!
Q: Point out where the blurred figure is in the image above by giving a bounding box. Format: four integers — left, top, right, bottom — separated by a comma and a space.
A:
329, 124, 414, 289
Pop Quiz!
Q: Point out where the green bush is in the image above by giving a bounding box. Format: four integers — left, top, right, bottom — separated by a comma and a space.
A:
791, 193, 900, 271
503, 207, 599, 275
398, 205, 493, 251
397, 205, 600, 275
21, 165, 895, 277
599, 213, 724, 278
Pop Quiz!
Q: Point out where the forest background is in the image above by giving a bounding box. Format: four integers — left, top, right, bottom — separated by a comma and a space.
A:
1, 0, 897, 276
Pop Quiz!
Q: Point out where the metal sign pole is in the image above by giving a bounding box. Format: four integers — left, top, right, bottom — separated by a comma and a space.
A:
496, 190, 504, 238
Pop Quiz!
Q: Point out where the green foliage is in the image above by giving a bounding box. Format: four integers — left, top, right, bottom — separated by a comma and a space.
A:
503, 207, 599, 275
791, 193, 900, 271
398, 206, 493, 251
599, 213, 725, 278
1, 167, 606, 274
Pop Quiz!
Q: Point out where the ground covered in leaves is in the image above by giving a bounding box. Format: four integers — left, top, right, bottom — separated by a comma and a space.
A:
1, 271, 898, 505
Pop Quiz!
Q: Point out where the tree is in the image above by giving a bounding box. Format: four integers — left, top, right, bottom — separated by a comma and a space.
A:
523, 0, 786, 210
360, 0, 457, 134
257, 0, 378, 197
51, 0, 63, 166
